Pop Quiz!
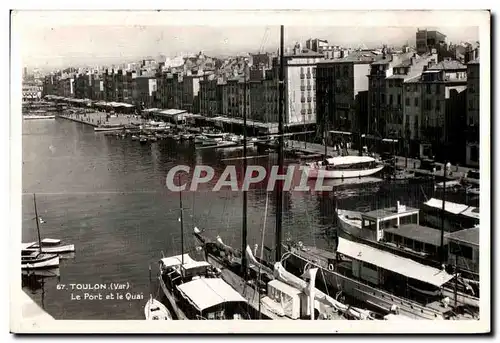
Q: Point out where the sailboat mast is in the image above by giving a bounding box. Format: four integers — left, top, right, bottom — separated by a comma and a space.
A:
275, 25, 285, 262
178, 174, 185, 266
241, 68, 248, 277
33, 194, 42, 254
440, 162, 447, 265
324, 88, 328, 159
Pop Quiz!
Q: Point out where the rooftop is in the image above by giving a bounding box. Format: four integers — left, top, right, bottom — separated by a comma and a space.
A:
428, 59, 467, 71
385, 224, 445, 247
284, 49, 324, 58
317, 50, 385, 64
445, 227, 479, 246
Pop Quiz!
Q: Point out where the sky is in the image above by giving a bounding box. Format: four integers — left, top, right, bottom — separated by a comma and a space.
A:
14, 12, 480, 71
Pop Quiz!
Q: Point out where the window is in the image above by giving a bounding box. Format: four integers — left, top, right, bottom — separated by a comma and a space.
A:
343, 65, 349, 77
414, 97, 419, 106
414, 241, 423, 252
397, 94, 401, 105
436, 85, 440, 94
389, 94, 393, 105
388, 80, 393, 88
381, 93, 385, 104
436, 100, 440, 111
405, 97, 410, 106
426, 84, 431, 94
469, 99, 474, 110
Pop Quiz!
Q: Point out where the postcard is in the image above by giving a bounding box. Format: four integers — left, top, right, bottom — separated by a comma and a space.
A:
10, 9, 490, 334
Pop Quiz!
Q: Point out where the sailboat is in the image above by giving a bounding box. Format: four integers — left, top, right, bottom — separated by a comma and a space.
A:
22, 194, 60, 270
157, 175, 251, 320
144, 265, 172, 320
21, 194, 59, 270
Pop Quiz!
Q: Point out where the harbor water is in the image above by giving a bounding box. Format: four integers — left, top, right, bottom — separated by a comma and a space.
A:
22, 117, 475, 319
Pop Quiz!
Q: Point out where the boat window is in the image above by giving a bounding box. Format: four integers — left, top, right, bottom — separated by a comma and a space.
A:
362, 261, 378, 271
385, 232, 392, 242
404, 237, 413, 247
414, 240, 423, 252
393, 234, 401, 245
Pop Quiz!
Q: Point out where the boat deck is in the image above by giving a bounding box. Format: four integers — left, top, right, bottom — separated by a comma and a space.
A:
362, 206, 420, 222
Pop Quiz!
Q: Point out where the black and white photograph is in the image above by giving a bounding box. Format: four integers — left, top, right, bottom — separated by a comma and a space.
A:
9, 9, 490, 334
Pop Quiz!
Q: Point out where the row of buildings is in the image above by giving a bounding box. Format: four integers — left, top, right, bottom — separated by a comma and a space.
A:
40, 29, 480, 167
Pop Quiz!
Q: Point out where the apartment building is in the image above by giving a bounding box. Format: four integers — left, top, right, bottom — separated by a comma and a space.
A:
275, 43, 323, 125
466, 58, 480, 167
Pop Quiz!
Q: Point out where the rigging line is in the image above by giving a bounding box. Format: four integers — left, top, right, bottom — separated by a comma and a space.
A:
257, 190, 270, 318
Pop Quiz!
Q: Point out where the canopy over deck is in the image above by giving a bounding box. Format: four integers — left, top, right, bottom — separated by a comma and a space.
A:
177, 278, 247, 312
445, 227, 479, 246
159, 254, 195, 268
423, 198, 479, 220
337, 237, 454, 287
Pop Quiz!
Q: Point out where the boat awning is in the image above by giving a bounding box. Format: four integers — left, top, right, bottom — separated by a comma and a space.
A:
337, 237, 454, 287
424, 198, 479, 220
177, 278, 248, 312
159, 254, 195, 268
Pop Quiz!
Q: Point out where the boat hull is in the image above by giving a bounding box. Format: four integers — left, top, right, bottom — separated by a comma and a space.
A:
94, 126, 125, 132
283, 249, 448, 320
23, 115, 56, 120
306, 165, 384, 179
21, 254, 60, 270
25, 244, 75, 254
144, 298, 173, 320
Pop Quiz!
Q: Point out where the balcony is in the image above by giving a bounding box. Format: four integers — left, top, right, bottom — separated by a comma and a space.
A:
300, 86, 306, 91
307, 85, 312, 91
301, 97, 306, 103
306, 73, 312, 79
300, 74, 305, 79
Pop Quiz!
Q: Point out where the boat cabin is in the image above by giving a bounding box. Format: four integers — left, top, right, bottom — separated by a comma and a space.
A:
383, 224, 446, 259
445, 227, 479, 278
335, 237, 456, 313
260, 280, 312, 320
358, 202, 420, 242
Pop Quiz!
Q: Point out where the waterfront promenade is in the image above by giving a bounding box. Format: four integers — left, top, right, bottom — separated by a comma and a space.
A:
57, 111, 478, 182
59, 111, 145, 127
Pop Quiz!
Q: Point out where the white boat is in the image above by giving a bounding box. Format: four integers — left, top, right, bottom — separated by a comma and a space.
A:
144, 295, 172, 320
21, 251, 60, 270
23, 115, 56, 120
94, 125, 125, 132
304, 155, 384, 179
22, 239, 75, 254
22, 194, 61, 270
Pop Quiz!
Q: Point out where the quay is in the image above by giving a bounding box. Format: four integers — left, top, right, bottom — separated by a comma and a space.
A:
59, 112, 145, 128
55, 105, 478, 183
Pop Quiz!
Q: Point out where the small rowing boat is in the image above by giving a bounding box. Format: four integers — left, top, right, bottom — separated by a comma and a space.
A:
144, 295, 172, 320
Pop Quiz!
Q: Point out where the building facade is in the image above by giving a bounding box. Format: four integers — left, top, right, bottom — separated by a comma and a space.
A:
416, 29, 447, 55
276, 44, 323, 125
465, 58, 480, 167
